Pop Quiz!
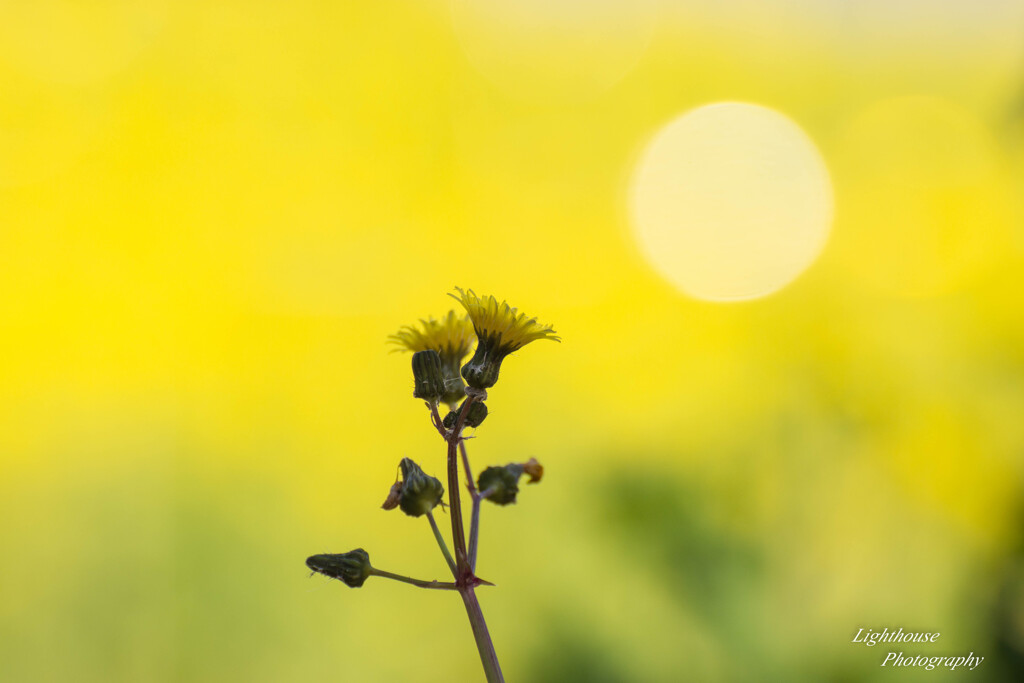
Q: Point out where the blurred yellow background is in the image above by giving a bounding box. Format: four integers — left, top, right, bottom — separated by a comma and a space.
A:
2, 1, 1024, 681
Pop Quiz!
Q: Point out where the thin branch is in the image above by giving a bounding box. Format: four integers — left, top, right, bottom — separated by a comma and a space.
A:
429, 402, 447, 438
470, 485, 498, 570
369, 568, 459, 590
461, 439, 482, 571
445, 395, 477, 572
427, 511, 457, 577
460, 439, 477, 497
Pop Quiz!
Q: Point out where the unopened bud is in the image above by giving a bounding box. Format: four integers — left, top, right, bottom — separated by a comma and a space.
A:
411, 350, 446, 404
439, 369, 467, 409
306, 549, 373, 588
477, 463, 525, 506
442, 401, 488, 430
398, 457, 444, 517
461, 346, 505, 390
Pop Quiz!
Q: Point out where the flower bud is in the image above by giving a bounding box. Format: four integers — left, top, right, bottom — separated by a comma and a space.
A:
398, 457, 444, 517
461, 345, 506, 390
439, 367, 467, 409
477, 463, 525, 506
411, 350, 446, 404
442, 401, 488, 430
306, 549, 373, 588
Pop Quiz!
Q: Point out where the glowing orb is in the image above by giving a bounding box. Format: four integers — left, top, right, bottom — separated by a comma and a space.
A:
629, 102, 833, 301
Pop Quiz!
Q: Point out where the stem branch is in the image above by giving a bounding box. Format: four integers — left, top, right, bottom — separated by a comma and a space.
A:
460, 440, 484, 572
429, 403, 447, 438
427, 511, 457, 578
369, 569, 458, 591
443, 392, 504, 682
446, 396, 476, 571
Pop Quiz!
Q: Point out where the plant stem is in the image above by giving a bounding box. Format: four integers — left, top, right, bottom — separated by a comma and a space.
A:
369, 568, 458, 590
445, 393, 505, 682
460, 439, 477, 495
429, 403, 447, 438
446, 396, 475, 571
461, 586, 504, 683
470, 485, 498, 571
460, 440, 484, 572
427, 511, 457, 577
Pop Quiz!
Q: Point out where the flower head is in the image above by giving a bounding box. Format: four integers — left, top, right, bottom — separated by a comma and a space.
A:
449, 287, 559, 389
389, 310, 475, 360
390, 311, 475, 407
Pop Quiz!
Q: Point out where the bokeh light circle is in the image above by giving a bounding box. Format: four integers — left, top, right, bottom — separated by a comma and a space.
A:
629, 102, 834, 301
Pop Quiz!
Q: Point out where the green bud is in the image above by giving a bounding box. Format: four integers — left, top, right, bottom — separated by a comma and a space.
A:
411, 350, 446, 403
438, 360, 467, 409
478, 463, 525, 506
442, 401, 488, 430
398, 457, 444, 517
306, 549, 373, 588
461, 343, 507, 390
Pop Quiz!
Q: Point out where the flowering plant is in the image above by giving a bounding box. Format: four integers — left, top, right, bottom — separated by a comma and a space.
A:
306, 288, 558, 682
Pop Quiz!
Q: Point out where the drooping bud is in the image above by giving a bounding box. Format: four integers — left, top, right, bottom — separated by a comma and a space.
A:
306, 549, 373, 588
411, 350, 446, 404
477, 463, 525, 506
442, 400, 488, 430
398, 457, 444, 517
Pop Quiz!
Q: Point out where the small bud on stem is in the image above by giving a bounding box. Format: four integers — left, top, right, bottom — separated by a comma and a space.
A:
411, 349, 447, 404
398, 457, 444, 517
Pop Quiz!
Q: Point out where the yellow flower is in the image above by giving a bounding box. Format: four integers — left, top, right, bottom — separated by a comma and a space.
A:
449, 287, 559, 389
390, 311, 475, 407
389, 310, 475, 358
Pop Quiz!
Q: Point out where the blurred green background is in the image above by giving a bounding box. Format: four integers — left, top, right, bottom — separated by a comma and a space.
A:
2, 1, 1024, 681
